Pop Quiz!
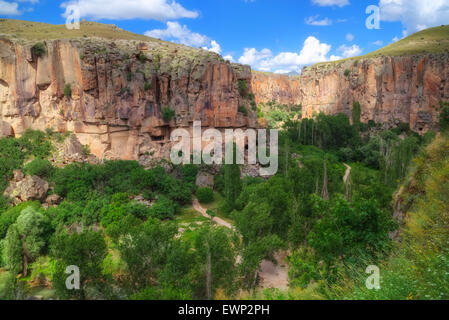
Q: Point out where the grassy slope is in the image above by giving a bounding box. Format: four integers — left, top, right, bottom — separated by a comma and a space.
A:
0, 19, 162, 42
316, 25, 449, 66
327, 133, 449, 300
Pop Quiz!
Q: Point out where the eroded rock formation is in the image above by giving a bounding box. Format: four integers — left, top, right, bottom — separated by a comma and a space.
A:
0, 38, 257, 160
252, 54, 449, 132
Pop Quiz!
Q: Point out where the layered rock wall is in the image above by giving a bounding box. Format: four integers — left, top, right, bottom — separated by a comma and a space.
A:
0, 38, 256, 160
252, 54, 449, 131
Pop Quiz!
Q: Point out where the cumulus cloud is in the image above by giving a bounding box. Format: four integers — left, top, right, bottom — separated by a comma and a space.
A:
305, 15, 332, 26
379, 0, 449, 33
223, 55, 234, 62
238, 36, 343, 73
145, 21, 221, 54
312, 0, 350, 7
0, 0, 20, 15
203, 40, 221, 54
61, 0, 198, 21
337, 44, 362, 58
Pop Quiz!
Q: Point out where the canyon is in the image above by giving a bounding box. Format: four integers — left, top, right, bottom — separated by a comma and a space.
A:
252, 54, 449, 132
1, 20, 448, 162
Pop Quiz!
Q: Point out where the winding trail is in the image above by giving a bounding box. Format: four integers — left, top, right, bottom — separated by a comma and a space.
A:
343, 163, 352, 184
192, 197, 289, 290
192, 198, 234, 230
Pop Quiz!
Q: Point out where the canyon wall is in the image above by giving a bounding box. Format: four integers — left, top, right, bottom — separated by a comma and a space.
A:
0, 38, 257, 161
252, 54, 449, 131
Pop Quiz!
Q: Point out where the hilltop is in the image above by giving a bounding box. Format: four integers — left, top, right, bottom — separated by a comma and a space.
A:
0, 19, 160, 43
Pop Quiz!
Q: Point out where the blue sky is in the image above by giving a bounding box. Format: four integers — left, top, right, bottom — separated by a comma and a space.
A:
1, 0, 449, 73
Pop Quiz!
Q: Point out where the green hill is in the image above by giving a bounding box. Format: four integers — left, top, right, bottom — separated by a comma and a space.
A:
315, 24, 449, 67
0, 19, 162, 43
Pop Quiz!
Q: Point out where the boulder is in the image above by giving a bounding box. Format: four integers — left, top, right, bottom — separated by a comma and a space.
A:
45, 194, 62, 206
0, 121, 14, 138
4, 175, 49, 203
195, 172, 214, 188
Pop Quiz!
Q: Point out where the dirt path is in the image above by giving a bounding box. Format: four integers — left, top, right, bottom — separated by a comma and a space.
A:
192, 198, 234, 230
343, 163, 352, 184
192, 198, 289, 290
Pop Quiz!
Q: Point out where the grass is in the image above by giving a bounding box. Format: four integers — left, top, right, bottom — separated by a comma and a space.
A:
315, 24, 449, 67
0, 19, 163, 42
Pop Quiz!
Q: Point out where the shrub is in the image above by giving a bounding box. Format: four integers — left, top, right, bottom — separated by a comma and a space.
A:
63, 84, 71, 98
196, 187, 214, 204
238, 106, 248, 116
137, 52, 146, 63
162, 106, 175, 122
238, 79, 248, 97
439, 101, 449, 132
344, 69, 351, 77
24, 158, 55, 179
149, 196, 176, 220
82, 144, 90, 156
144, 82, 151, 91
32, 42, 46, 57
127, 72, 133, 82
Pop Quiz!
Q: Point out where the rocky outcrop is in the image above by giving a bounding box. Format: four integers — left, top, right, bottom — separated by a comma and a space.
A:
0, 37, 257, 160
4, 170, 49, 204
252, 54, 449, 132
251, 71, 301, 106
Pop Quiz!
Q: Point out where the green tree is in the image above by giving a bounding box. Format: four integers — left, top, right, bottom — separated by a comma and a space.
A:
51, 229, 108, 300
3, 207, 47, 276
197, 187, 214, 204
194, 225, 239, 299
223, 163, 242, 212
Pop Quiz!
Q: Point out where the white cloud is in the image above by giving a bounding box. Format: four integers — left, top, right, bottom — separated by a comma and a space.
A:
0, 0, 20, 15
146, 21, 205, 46
392, 36, 400, 42
61, 0, 198, 21
203, 40, 221, 54
346, 33, 354, 41
223, 55, 234, 62
372, 40, 384, 46
145, 22, 222, 54
337, 44, 362, 58
379, 0, 449, 33
312, 0, 350, 7
238, 36, 340, 73
305, 15, 332, 26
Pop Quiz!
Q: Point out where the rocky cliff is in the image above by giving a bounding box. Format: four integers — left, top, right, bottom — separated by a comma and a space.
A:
0, 21, 257, 161
252, 54, 449, 132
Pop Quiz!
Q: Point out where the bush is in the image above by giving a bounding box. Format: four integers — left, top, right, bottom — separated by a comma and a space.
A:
196, 187, 214, 204
238, 80, 248, 97
63, 84, 71, 98
127, 72, 133, 82
24, 158, 55, 179
439, 101, 449, 132
32, 42, 46, 57
162, 107, 175, 122
137, 52, 146, 63
149, 196, 176, 220
344, 69, 351, 77
144, 82, 151, 91
238, 106, 248, 116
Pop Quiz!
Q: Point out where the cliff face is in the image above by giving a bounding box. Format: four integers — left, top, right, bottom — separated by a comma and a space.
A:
252, 54, 449, 131
0, 38, 256, 160
251, 71, 301, 106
